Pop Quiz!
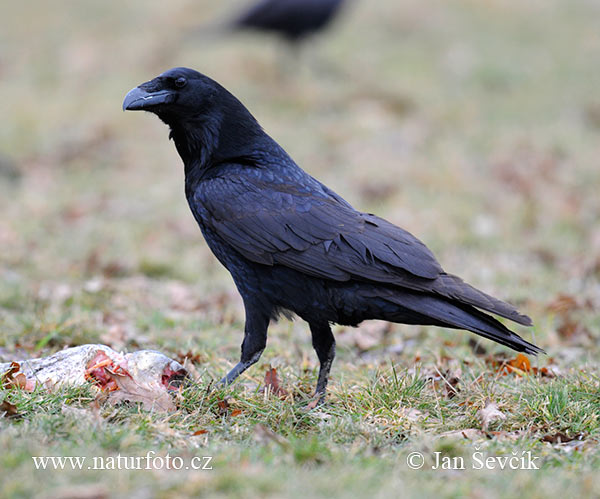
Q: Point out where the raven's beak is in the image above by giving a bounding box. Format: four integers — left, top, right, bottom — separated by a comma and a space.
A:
122, 86, 175, 111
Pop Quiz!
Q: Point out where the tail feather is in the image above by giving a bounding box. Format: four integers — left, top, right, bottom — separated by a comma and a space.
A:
384, 290, 543, 355
432, 273, 533, 326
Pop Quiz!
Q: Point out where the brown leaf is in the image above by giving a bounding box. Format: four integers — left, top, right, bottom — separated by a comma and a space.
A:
487, 353, 530, 376
545, 294, 592, 343
0, 400, 20, 419
444, 375, 460, 399
507, 353, 531, 373
217, 398, 230, 416
546, 294, 579, 316
557, 320, 579, 339
1, 362, 20, 388
192, 429, 208, 436
487, 354, 559, 378
230, 409, 242, 417
175, 350, 205, 366
478, 400, 506, 431
263, 367, 288, 399
1, 362, 35, 391
532, 364, 560, 378
541, 432, 584, 444
108, 373, 177, 412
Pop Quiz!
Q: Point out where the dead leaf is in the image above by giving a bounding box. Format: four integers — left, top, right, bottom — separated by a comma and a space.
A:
217, 398, 230, 416
263, 367, 288, 399
192, 429, 208, 436
487, 353, 560, 378
545, 294, 592, 343
434, 366, 461, 399
175, 350, 205, 366
487, 353, 531, 376
230, 409, 242, 417
534, 364, 561, 378
0, 400, 20, 419
478, 400, 506, 431
508, 353, 531, 372
546, 294, 579, 316
1, 362, 35, 391
85, 248, 129, 278
108, 374, 177, 412
541, 432, 584, 444
395, 406, 424, 421
1, 362, 21, 388
557, 320, 579, 339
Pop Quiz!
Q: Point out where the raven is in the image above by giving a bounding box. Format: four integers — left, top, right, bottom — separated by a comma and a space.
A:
231, 0, 346, 44
123, 67, 542, 401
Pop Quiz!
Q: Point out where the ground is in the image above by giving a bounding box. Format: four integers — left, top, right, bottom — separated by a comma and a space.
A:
1, 0, 599, 497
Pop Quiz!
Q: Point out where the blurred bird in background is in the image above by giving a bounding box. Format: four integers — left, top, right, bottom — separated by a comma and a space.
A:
187, 0, 350, 72
231, 0, 347, 47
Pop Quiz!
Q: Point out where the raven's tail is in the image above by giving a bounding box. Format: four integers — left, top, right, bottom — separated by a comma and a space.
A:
383, 290, 543, 355
431, 273, 533, 326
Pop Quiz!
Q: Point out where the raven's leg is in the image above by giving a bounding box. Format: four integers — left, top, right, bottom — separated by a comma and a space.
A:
309, 322, 336, 401
219, 306, 270, 386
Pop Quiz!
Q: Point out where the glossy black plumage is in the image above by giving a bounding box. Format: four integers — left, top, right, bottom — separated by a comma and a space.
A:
123, 68, 543, 401
231, 0, 345, 42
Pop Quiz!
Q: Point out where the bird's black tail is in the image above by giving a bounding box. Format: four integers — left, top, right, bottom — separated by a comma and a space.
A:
431, 273, 533, 326
384, 290, 543, 355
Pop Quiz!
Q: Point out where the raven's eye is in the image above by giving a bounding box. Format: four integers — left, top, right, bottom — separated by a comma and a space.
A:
174, 77, 187, 88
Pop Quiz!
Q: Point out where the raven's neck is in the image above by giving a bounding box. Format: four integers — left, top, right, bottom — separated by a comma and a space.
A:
165, 102, 270, 186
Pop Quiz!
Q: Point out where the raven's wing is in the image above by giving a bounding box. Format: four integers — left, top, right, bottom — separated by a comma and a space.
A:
196, 171, 443, 283
194, 171, 531, 326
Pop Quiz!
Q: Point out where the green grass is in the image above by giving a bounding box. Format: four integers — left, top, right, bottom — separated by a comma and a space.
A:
1, 0, 600, 497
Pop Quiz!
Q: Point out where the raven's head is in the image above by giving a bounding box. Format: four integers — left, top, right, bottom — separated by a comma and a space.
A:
122, 67, 220, 121
123, 67, 265, 168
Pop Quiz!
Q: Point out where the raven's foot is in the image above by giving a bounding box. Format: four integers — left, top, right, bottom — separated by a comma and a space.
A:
217, 363, 247, 386
218, 348, 265, 387
305, 389, 327, 410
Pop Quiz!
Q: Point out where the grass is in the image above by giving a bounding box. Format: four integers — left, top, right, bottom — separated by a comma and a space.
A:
1, 0, 600, 497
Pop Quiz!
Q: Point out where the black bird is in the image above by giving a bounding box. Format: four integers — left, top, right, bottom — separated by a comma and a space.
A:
123, 68, 542, 401
231, 0, 346, 45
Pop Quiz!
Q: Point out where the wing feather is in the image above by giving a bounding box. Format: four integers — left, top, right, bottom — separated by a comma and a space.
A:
196, 173, 443, 284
